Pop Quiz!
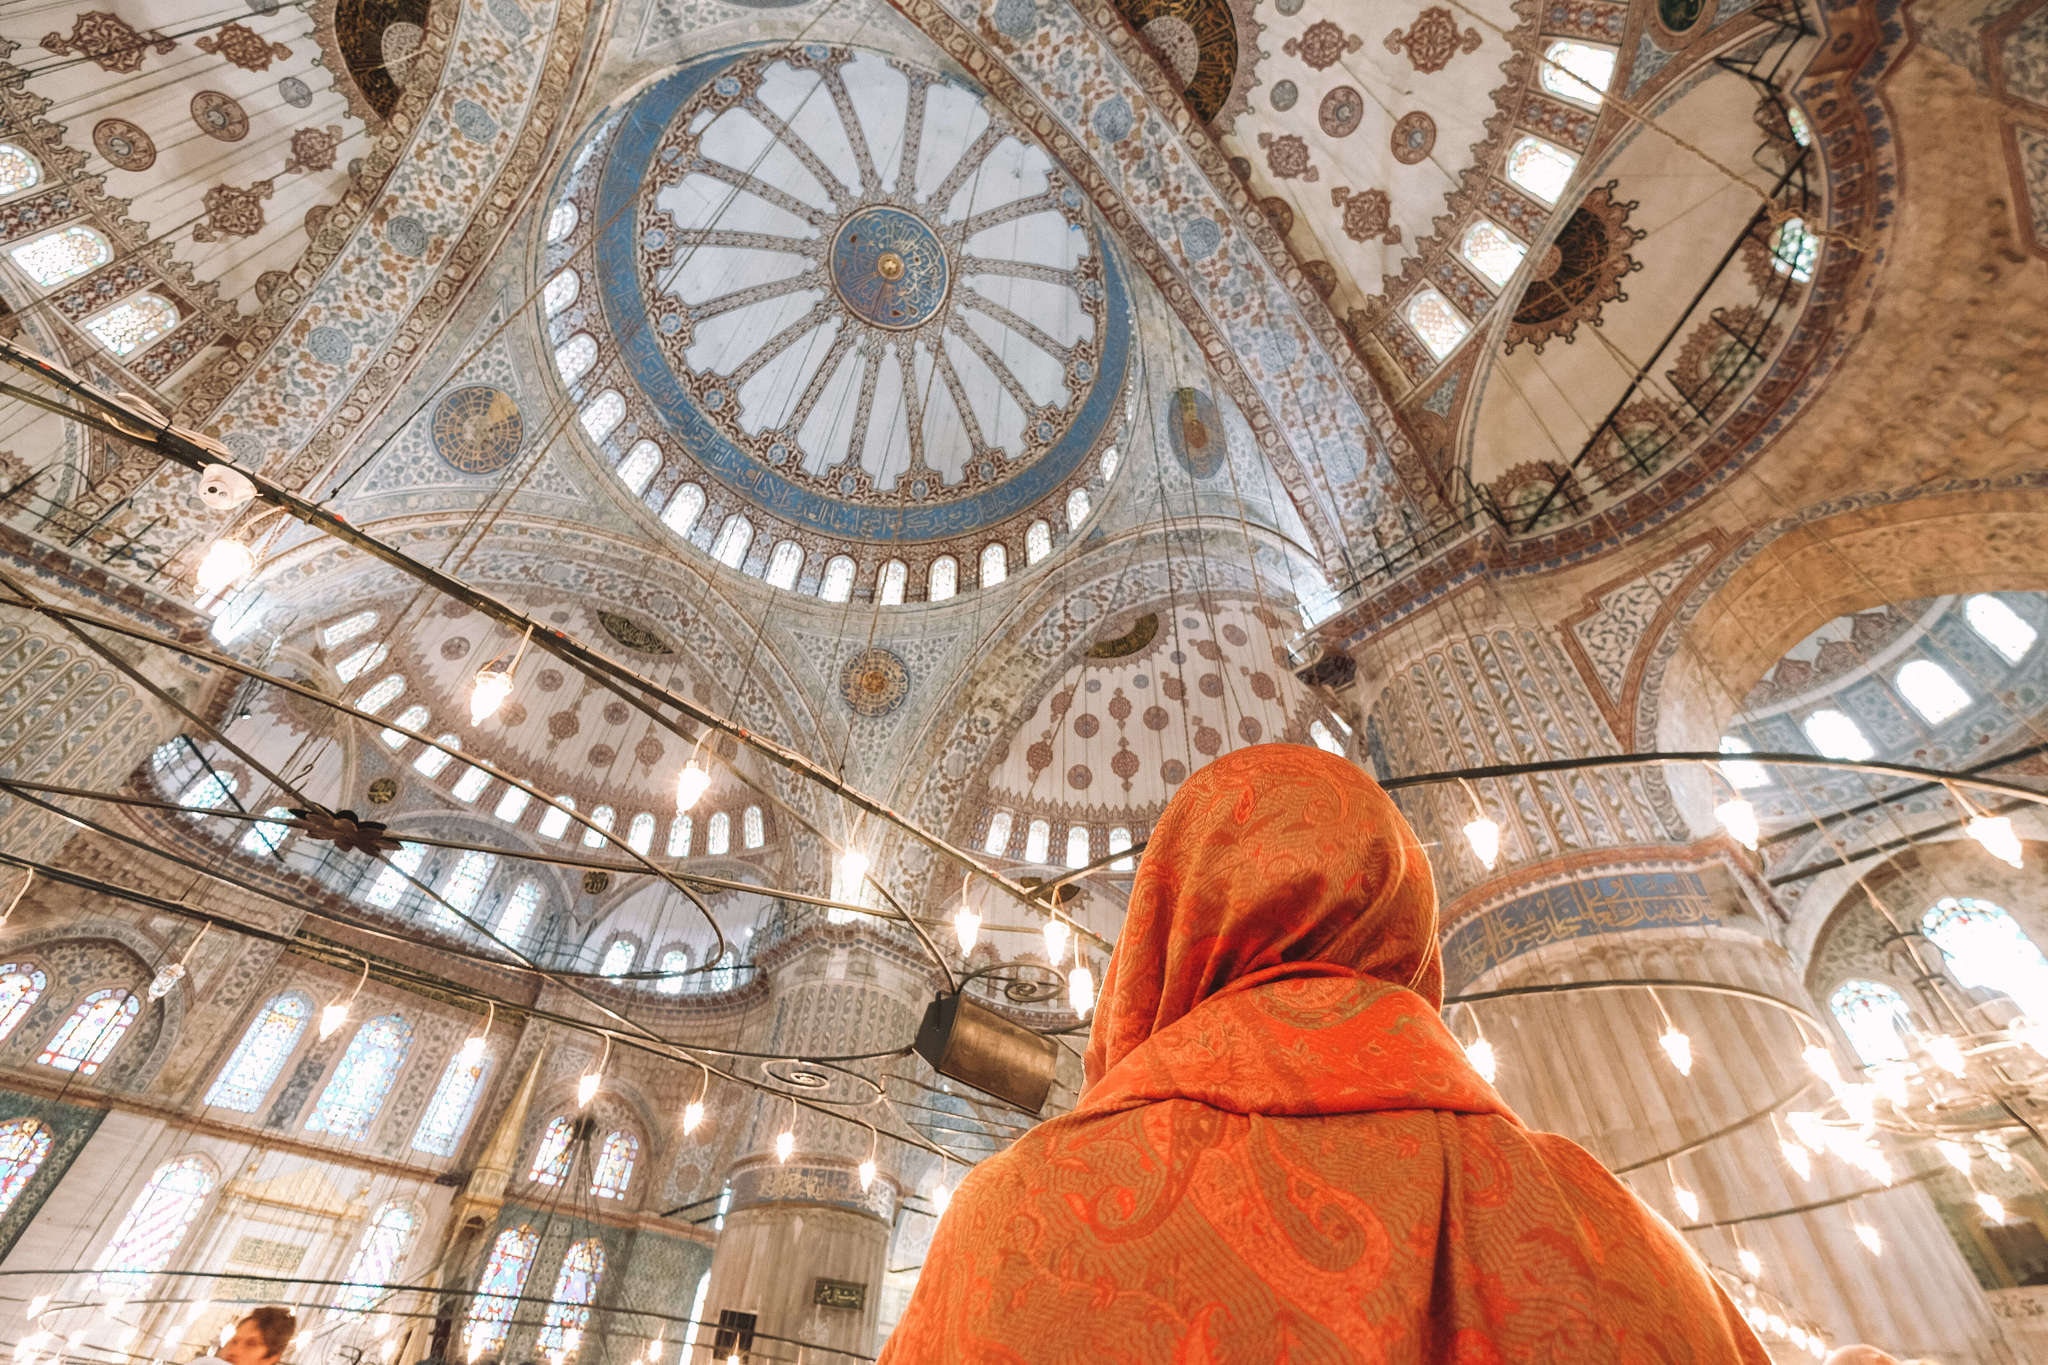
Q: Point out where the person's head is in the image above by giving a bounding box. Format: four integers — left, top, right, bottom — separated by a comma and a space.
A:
1082, 744, 1438, 1090
220, 1308, 295, 1365
1823, 1348, 1900, 1365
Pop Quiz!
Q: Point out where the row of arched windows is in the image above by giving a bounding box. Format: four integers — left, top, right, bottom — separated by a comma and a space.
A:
982, 813, 1140, 871
1829, 898, 2048, 1065
528, 1115, 639, 1198
466, 1227, 605, 1359
0, 962, 140, 1077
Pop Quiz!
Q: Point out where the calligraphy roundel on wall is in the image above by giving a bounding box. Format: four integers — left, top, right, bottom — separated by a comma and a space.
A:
1165, 387, 1226, 478
1657, 0, 1705, 32
839, 647, 911, 717
431, 385, 524, 474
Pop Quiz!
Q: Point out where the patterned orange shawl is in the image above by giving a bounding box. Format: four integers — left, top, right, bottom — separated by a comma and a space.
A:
881, 745, 1766, 1363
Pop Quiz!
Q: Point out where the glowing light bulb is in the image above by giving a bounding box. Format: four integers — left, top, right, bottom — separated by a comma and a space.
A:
681, 1100, 704, 1135
1069, 964, 1095, 1017
1779, 1140, 1811, 1181
1838, 1082, 1876, 1126
1659, 1028, 1694, 1076
1985, 1139, 2016, 1172
1465, 1038, 1498, 1084
1938, 1139, 1973, 1175
931, 1182, 952, 1214
954, 904, 980, 955
1924, 1033, 1968, 1077
469, 665, 514, 726
774, 1128, 795, 1163
25, 1295, 48, 1321
458, 1033, 486, 1066
837, 848, 870, 892
1736, 1248, 1762, 1278
196, 539, 254, 594
1869, 1063, 1908, 1107
858, 1158, 876, 1191
674, 761, 711, 812
147, 961, 186, 1000
1977, 1190, 2007, 1222
1787, 1110, 1826, 1152
1672, 1183, 1700, 1221
576, 1069, 601, 1108
1967, 813, 2024, 869
1715, 798, 1760, 851
1043, 918, 1070, 964
319, 1001, 350, 1039
1765, 1315, 1786, 1339
1853, 1222, 1882, 1255
1462, 817, 1500, 871
65, 1332, 84, 1356
1801, 1045, 1842, 1087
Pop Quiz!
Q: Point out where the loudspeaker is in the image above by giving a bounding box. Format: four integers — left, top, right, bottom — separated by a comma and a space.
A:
913, 993, 1060, 1115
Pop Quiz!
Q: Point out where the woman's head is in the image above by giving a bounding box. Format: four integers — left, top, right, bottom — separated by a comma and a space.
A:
1082, 744, 1439, 1089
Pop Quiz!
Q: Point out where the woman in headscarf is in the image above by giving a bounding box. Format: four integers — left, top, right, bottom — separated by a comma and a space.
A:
881, 744, 1766, 1363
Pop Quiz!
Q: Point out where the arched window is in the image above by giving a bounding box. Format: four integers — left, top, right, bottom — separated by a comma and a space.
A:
307, 1014, 412, 1139
1540, 40, 1614, 105
1801, 709, 1873, 761
543, 269, 580, 316
1458, 220, 1527, 289
707, 812, 731, 856
1967, 594, 2036, 663
356, 672, 405, 712
205, 993, 311, 1111
493, 787, 531, 823
1829, 980, 1915, 1066
241, 806, 293, 856
980, 542, 1008, 587
626, 812, 656, 855
178, 769, 237, 816
656, 949, 690, 996
335, 1201, 417, 1311
37, 989, 138, 1075
547, 202, 579, 243
663, 483, 706, 536
84, 293, 178, 357
1768, 218, 1818, 283
712, 514, 754, 568
591, 1131, 637, 1198
0, 1118, 52, 1216
498, 880, 541, 944
0, 963, 47, 1043
1026, 520, 1053, 565
1108, 826, 1134, 871
1404, 287, 1470, 362
538, 1239, 606, 1359
1024, 819, 1051, 864
0, 144, 42, 197
322, 610, 379, 649
464, 1226, 539, 1359
1066, 487, 1092, 530
1924, 898, 2048, 1020
927, 556, 958, 602
1896, 659, 1970, 723
364, 842, 427, 909
616, 440, 661, 495
1308, 720, 1345, 755
86, 1156, 213, 1299
439, 851, 496, 924
538, 796, 576, 840
580, 391, 626, 444
529, 1116, 576, 1185
380, 703, 430, 748
599, 938, 636, 977
9, 225, 112, 287
819, 555, 856, 602
337, 642, 391, 682
878, 559, 908, 605
554, 333, 597, 385
743, 805, 764, 849
414, 734, 460, 778
1717, 736, 1771, 789
764, 540, 804, 590
413, 1049, 489, 1156
668, 815, 693, 857
1505, 136, 1577, 204
582, 805, 616, 849
984, 811, 1012, 856
1064, 825, 1091, 869
453, 765, 492, 802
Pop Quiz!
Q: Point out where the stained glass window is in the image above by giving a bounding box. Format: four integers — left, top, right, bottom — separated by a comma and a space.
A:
1026, 520, 1052, 565
413, 1051, 489, 1155
415, 734, 461, 778
712, 514, 753, 568
1064, 825, 1091, 869
591, 1131, 637, 1198
453, 765, 493, 802
765, 540, 804, 590
980, 542, 1008, 588
656, 949, 690, 996
878, 560, 907, 605
1717, 736, 1771, 789
537, 797, 575, 840
1802, 709, 1873, 761
580, 391, 625, 443
543, 269, 580, 316
205, 993, 311, 1111
663, 483, 705, 536
554, 333, 597, 385
599, 939, 636, 977
356, 672, 404, 712
627, 812, 656, 855
547, 201, 579, 242
1896, 659, 1970, 723
1768, 217, 1818, 283
381, 703, 430, 748
1540, 40, 1614, 105
928, 556, 958, 602
37, 989, 138, 1075
0, 963, 46, 1042
582, 805, 615, 849
306, 1014, 412, 1139
322, 610, 378, 649
364, 843, 427, 910
335, 1201, 418, 1311
1924, 898, 2048, 1021
86, 1156, 213, 1299
1309, 720, 1345, 755
706, 812, 730, 856
494, 787, 532, 823
1066, 487, 1091, 530
984, 811, 1012, 856
1967, 594, 2036, 663
439, 851, 496, 924
241, 806, 293, 855
668, 815, 692, 857
1024, 819, 1050, 863
1404, 287, 1470, 362
0, 1118, 51, 1216
819, 555, 856, 603
337, 643, 391, 683
0, 144, 41, 197
1101, 445, 1121, 480
742, 806, 764, 849
178, 770, 237, 815
538, 1239, 605, 1358
10, 226, 112, 287
1506, 136, 1577, 204
529, 1115, 576, 1184
1829, 980, 1915, 1066
498, 881, 542, 944
1459, 220, 1527, 289
616, 441, 661, 495
83, 293, 177, 357
1108, 826, 1134, 871
464, 1226, 539, 1359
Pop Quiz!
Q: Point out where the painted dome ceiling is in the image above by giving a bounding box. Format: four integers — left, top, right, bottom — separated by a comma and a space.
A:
543, 44, 1134, 569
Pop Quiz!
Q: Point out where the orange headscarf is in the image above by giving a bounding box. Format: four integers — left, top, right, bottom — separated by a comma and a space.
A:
881, 745, 1767, 1364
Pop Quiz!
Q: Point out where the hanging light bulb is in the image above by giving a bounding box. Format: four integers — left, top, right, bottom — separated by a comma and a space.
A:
1465, 1037, 1498, 1084
954, 903, 980, 955
1462, 817, 1500, 871
318, 1000, 350, 1039
458, 1031, 486, 1066
577, 1068, 601, 1108
1967, 813, 2024, 869
931, 1182, 952, 1214
1868, 1062, 1908, 1107
25, 1294, 48, 1321
469, 664, 514, 726
1977, 1190, 2007, 1222
196, 539, 255, 595
674, 760, 711, 812
1786, 1110, 1827, 1153
1984, 1138, 2016, 1172
1938, 1139, 1973, 1175
1853, 1222, 1882, 1256
774, 1127, 795, 1163
65, 1331, 85, 1357
1736, 1248, 1763, 1279
837, 847, 870, 892
148, 960, 187, 1000
680, 1097, 705, 1135
1069, 963, 1096, 1017
1837, 1082, 1876, 1126
1672, 1183, 1700, 1221
1924, 1033, 1968, 1078
1779, 1139, 1811, 1181
1659, 1027, 1694, 1077
1715, 798, 1760, 851
858, 1158, 876, 1191
1042, 917, 1070, 964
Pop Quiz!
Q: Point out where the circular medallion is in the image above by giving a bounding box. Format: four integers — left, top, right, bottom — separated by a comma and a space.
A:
1318, 86, 1364, 138
190, 90, 250, 142
1269, 79, 1298, 111
93, 118, 155, 171
829, 206, 949, 330
366, 777, 398, 805
431, 385, 524, 474
838, 646, 910, 717
1165, 388, 1225, 478
582, 870, 612, 894
1657, 0, 1705, 31
1391, 111, 1437, 165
